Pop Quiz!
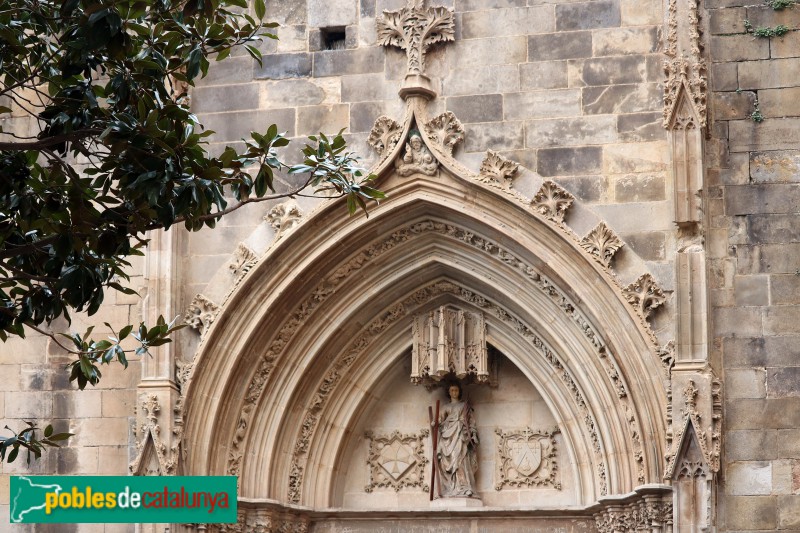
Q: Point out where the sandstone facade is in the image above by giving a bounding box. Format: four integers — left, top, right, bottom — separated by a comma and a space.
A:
1, 0, 799, 531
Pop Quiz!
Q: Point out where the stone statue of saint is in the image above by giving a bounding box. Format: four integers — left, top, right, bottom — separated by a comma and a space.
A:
396, 132, 438, 176
433, 382, 479, 498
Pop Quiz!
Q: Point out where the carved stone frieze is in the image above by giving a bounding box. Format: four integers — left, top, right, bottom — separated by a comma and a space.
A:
367, 115, 403, 158
185, 294, 219, 335
478, 150, 519, 190
622, 273, 666, 320
364, 429, 429, 492
424, 111, 464, 156
663, 0, 707, 128
265, 200, 303, 240
531, 181, 575, 224
228, 243, 257, 282
594, 497, 673, 533
494, 426, 560, 490
580, 222, 624, 269
377, 0, 455, 77
658, 341, 676, 377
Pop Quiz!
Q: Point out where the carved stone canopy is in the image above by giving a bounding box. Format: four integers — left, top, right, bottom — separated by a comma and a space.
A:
411, 305, 488, 384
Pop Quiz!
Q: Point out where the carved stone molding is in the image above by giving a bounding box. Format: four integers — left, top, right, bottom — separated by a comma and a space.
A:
364, 429, 429, 492
216, 507, 310, 533
531, 181, 575, 224
130, 395, 177, 475
377, 0, 455, 78
479, 150, 519, 190
494, 426, 560, 490
184, 294, 220, 335
227, 355, 276, 477
265, 200, 303, 241
223, 220, 655, 502
622, 274, 666, 320
424, 111, 464, 156
663, 0, 707, 128
367, 115, 403, 158
580, 222, 624, 269
228, 243, 257, 282
658, 341, 676, 377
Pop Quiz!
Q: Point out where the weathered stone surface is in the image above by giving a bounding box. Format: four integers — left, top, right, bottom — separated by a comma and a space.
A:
738, 58, 800, 90
341, 73, 397, 101
712, 91, 758, 121
759, 87, 800, 118
537, 147, 602, 176
722, 496, 777, 530
202, 108, 296, 142
713, 307, 763, 337
613, 174, 666, 202
724, 336, 800, 367
746, 4, 800, 29
583, 83, 660, 115
296, 104, 350, 136
313, 48, 385, 77
619, 0, 660, 25
266, 0, 306, 25
727, 398, 800, 430
751, 150, 800, 183
619, 231, 665, 261
457, 0, 526, 11
504, 90, 581, 119
526, 116, 617, 147
712, 62, 739, 91
462, 7, 554, 39
727, 368, 767, 399
726, 430, 777, 461
737, 244, 800, 274
726, 185, 800, 215
710, 34, 770, 63
592, 27, 658, 56
444, 64, 521, 95
463, 121, 524, 152
519, 61, 568, 90
262, 79, 327, 108
447, 94, 503, 123
772, 31, 800, 59
448, 36, 528, 68
764, 306, 800, 335
727, 461, 772, 495
253, 52, 312, 79
555, 1, 620, 31
778, 496, 800, 528
729, 118, 800, 152
192, 84, 260, 114
734, 275, 769, 306
275, 24, 308, 53
771, 274, 800, 304
528, 31, 592, 61
747, 214, 800, 243
603, 142, 668, 173
201, 56, 256, 86
553, 175, 607, 203
578, 55, 648, 86
768, 368, 800, 399
308, 0, 357, 27
617, 112, 663, 142
709, 7, 747, 34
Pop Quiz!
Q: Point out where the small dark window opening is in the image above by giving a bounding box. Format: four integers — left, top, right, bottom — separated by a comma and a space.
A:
322, 27, 346, 50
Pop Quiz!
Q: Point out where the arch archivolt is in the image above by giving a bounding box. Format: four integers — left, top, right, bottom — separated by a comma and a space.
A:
180, 103, 671, 520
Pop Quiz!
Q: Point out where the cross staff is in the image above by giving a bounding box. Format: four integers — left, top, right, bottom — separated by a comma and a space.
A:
427, 400, 440, 500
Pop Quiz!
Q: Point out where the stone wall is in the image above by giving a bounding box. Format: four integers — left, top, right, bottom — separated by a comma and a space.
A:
706, 0, 800, 530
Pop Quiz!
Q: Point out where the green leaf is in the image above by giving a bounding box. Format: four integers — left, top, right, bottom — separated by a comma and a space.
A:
44, 425, 53, 438
254, 0, 266, 20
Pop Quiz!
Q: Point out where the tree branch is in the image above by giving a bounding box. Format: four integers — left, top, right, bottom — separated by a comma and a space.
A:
0, 129, 103, 151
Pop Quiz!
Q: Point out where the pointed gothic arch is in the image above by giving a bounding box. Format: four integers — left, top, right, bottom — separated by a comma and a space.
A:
176, 96, 674, 530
